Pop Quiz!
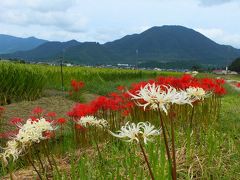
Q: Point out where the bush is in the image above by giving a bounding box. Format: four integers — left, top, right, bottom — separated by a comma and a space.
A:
229, 57, 240, 73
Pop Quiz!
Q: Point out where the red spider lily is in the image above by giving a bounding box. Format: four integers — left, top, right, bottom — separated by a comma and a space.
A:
122, 109, 130, 117
43, 131, 55, 139
117, 85, 125, 92
56, 118, 67, 125
215, 78, 225, 85
90, 96, 110, 111
0, 106, 5, 117
0, 130, 19, 139
67, 103, 96, 119
213, 86, 226, 96
130, 75, 226, 96
46, 112, 57, 118
29, 116, 38, 122
32, 107, 43, 115
10, 117, 23, 125
46, 119, 52, 123
68, 90, 134, 120
71, 79, 85, 92
75, 124, 85, 130
67, 75, 227, 124
0, 106, 5, 112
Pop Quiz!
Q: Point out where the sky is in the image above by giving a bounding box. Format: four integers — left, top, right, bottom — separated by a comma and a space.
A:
0, 0, 240, 48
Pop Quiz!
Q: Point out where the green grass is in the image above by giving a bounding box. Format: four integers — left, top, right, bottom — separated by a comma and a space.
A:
0, 61, 181, 103
0, 63, 239, 179
0, 62, 46, 104
220, 74, 240, 81
52, 81, 239, 179
56, 84, 239, 179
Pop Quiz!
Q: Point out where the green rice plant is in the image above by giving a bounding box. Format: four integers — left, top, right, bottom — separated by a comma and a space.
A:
0, 62, 46, 104
0, 61, 181, 103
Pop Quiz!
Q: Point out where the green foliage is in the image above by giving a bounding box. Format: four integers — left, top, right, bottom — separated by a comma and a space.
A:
229, 57, 240, 72
2, 40, 80, 61
104, 26, 240, 65
0, 63, 239, 179
53, 85, 240, 179
138, 60, 201, 69
0, 62, 46, 104
0, 62, 179, 103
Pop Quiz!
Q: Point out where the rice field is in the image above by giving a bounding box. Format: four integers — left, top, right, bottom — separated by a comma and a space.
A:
0, 61, 239, 179
0, 62, 180, 104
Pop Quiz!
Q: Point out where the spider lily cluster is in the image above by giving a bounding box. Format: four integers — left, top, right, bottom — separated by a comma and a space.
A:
129, 84, 197, 114
68, 75, 225, 125
0, 74, 226, 179
1, 117, 55, 165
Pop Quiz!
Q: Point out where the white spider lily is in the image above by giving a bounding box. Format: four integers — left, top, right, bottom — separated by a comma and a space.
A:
129, 83, 193, 114
139, 122, 161, 144
0, 140, 22, 165
1, 117, 55, 165
16, 117, 55, 144
173, 90, 194, 106
186, 87, 210, 101
109, 122, 141, 143
110, 122, 160, 144
77, 116, 108, 128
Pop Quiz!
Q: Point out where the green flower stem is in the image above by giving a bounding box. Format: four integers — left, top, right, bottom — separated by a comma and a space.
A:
42, 142, 53, 170
139, 141, 155, 180
170, 109, 177, 180
91, 127, 103, 162
190, 106, 195, 129
158, 108, 173, 179
34, 147, 45, 172
26, 153, 43, 180
45, 141, 61, 177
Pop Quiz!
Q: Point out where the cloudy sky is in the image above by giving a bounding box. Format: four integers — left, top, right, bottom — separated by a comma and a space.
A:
1, 0, 240, 48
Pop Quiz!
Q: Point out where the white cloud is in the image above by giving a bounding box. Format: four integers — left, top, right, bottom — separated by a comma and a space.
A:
196, 28, 240, 48
1, 0, 75, 12
195, 28, 224, 38
0, 2, 88, 33
198, 0, 237, 6
0, 0, 240, 47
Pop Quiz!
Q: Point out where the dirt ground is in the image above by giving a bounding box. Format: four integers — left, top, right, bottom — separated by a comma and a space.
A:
2, 96, 75, 121
226, 80, 240, 92
2, 90, 98, 122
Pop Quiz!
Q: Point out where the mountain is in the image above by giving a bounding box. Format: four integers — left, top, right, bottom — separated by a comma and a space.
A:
62, 42, 119, 64
0, 34, 47, 54
2, 25, 240, 66
104, 25, 240, 65
1, 40, 118, 64
2, 40, 81, 61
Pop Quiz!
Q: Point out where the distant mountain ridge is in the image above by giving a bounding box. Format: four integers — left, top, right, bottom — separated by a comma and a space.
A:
4, 40, 81, 61
1, 25, 240, 66
0, 34, 47, 54
104, 26, 240, 65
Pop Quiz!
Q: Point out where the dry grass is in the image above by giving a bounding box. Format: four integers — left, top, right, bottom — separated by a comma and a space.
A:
2, 89, 98, 122
2, 95, 75, 121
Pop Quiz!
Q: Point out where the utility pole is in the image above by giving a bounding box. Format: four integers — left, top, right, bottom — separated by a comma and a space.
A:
136, 49, 138, 69
60, 49, 65, 92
